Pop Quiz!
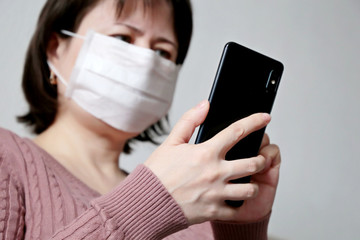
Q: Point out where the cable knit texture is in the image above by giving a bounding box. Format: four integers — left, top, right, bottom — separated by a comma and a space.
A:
0, 128, 270, 239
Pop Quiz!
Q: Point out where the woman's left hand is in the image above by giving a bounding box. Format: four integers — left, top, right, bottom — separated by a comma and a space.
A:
233, 133, 281, 222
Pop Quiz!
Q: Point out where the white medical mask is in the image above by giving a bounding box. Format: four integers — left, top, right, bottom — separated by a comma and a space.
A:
48, 30, 180, 133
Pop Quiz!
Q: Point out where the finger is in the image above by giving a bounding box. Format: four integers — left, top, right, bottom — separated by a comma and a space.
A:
260, 133, 270, 149
166, 100, 209, 145
222, 182, 259, 201
258, 144, 281, 173
209, 113, 271, 156
221, 155, 266, 181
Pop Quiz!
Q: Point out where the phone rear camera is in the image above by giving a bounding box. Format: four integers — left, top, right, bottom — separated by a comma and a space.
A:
266, 70, 280, 93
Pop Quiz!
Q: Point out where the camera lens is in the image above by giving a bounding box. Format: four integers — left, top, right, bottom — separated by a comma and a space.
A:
266, 70, 279, 93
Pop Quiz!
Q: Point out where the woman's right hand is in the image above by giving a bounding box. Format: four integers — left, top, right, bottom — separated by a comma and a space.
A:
144, 100, 271, 225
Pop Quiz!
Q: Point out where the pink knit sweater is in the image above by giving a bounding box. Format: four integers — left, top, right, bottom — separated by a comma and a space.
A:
0, 128, 270, 239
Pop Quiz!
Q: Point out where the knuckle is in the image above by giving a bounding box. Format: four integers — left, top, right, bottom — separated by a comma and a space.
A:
247, 157, 264, 173
272, 144, 280, 152
248, 160, 257, 173
221, 162, 234, 180
205, 204, 219, 220
196, 146, 215, 164
206, 189, 218, 200
202, 169, 222, 184
269, 144, 281, 159
247, 184, 259, 198
230, 122, 245, 141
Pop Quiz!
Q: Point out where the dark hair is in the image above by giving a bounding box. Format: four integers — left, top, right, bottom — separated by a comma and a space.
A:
18, 0, 193, 153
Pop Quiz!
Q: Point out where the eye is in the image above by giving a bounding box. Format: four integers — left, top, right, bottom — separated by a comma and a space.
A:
113, 35, 132, 43
154, 49, 172, 60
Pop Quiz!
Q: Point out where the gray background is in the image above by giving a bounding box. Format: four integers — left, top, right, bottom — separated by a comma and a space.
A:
1, 0, 359, 239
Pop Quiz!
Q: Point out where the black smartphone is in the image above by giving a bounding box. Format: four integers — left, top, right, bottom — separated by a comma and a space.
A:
194, 42, 284, 207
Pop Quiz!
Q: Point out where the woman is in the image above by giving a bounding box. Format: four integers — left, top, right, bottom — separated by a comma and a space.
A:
0, 0, 281, 239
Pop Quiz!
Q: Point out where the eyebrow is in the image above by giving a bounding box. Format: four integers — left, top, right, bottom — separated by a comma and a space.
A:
117, 23, 178, 48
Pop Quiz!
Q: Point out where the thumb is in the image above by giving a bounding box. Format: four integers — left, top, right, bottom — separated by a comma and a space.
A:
166, 100, 209, 145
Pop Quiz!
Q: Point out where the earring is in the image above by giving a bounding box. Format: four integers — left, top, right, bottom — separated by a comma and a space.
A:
49, 71, 57, 85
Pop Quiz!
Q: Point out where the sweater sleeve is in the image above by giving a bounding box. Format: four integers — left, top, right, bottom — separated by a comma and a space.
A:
50, 165, 189, 240
210, 213, 270, 240
163, 213, 270, 239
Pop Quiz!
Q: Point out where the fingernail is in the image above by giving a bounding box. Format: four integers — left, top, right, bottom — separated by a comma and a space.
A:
263, 113, 271, 121
196, 100, 207, 109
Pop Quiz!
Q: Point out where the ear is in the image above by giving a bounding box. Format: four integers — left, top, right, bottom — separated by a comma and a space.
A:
46, 33, 65, 64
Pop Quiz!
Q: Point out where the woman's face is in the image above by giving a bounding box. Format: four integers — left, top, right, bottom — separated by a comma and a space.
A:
48, 0, 178, 136
52, 0, 177, 88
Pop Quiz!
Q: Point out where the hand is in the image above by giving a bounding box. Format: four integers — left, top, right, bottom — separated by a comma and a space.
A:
144, 100, 273, 225
233, 133, 281, 223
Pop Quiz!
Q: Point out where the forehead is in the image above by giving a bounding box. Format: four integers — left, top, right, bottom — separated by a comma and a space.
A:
115, 0, 172, 15
78, 0, 176, 44
92, 0, 173, 24
84, 0, 174, 29
117, 0, 174, 27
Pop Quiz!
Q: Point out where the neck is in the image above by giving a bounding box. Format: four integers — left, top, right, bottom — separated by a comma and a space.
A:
33, 110, 135, 194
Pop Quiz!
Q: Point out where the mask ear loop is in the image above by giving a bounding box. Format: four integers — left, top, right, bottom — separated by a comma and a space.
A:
47, 61, 69, 87
46, 30, 86, 95
60, 30, 86, 40
46, 30, 85, 87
